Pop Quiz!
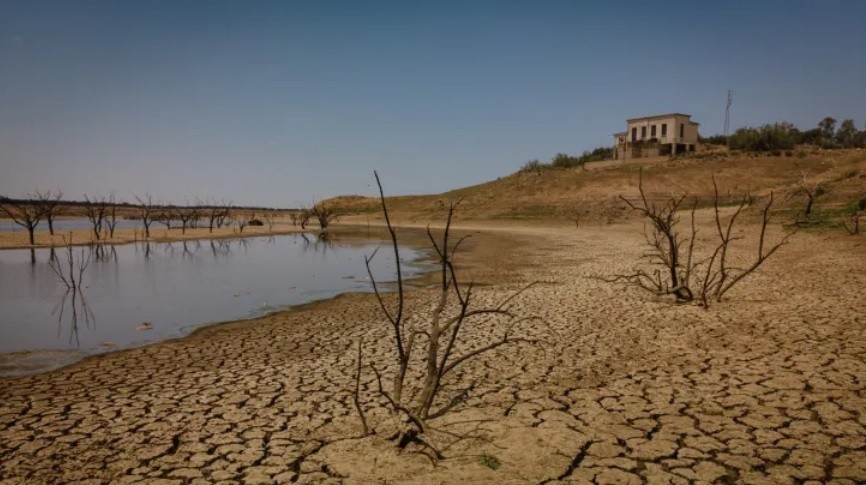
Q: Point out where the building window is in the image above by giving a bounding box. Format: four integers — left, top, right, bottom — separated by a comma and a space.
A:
680, 123, 684, 138
641, 126, 646, 139
631, 127, 637, 141
661, 124, 667, 137
651, 125, 656, 137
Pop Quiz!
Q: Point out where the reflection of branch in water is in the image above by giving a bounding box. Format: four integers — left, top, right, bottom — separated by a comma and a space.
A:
48, 241, 91, 291
47, 240, 95, 347
210, 240, 234, 259
91, 244, 105, 261
182, 241, 193, 259
299, 232, 335, 256
52, 288, 95, 347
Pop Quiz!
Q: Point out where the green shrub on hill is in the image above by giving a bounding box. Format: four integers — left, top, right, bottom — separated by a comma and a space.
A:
728, 122, 801, 152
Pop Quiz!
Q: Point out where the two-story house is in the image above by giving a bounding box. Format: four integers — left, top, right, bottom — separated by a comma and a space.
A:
613, 113, 700, 160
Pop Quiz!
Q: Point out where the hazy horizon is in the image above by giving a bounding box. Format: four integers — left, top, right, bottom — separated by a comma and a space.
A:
3, 1, 865, 206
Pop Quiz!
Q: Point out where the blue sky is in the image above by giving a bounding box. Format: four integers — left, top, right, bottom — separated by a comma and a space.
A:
2, 1, 865, 206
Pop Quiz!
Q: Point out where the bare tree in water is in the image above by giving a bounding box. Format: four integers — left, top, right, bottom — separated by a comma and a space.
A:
83, 195, 110, 241
134, 193, 157, 239
1, 195, 42, 246
34, 190, 64, 235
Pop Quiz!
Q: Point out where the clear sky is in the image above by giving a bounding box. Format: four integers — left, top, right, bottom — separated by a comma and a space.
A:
2, 1, 865, 206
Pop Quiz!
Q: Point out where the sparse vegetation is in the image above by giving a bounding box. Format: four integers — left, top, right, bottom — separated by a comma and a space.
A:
310, 201, 339, 230
33, 190, 64, 235
609, 169, 796, 306
353, 172, 540, 458
478, 453, 501, 470
134, 193, 157, 239
82, 195, 110, 241
519, 146, 614, 172
1, 195, 43, 245
790, 172, 828, 220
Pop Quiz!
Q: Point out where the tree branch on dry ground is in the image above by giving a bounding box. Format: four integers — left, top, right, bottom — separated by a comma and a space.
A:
352, 171, 540, 456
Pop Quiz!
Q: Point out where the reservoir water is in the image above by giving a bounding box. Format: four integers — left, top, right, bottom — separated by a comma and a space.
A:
0, 233, 426, 376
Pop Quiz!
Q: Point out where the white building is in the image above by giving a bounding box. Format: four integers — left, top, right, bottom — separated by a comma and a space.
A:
613, 113, 700, 160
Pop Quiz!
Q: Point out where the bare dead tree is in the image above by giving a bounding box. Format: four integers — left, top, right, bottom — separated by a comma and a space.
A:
354, 171, 539, 455
614, 169, 696, 301
33, 190, 64, 235
1, 196, 42, 245
83, 195, 110, 241
353, 339, 369, 436
176, 204, 199, 234
842, 207, 863, 236
134, 193, 156, 239
156, 206, 175, 230
565, 203, 585, 228
206, 199, 232, 233
697, 180, 796, 305
609, 169, 795, 307
105, 194, 120, 239
234, 214, 248, 234
790, 172, 827, 220
262, 211, 276, 231
311, 201, 339, 230
298, 207, 313, 230
216, 201, 232, 229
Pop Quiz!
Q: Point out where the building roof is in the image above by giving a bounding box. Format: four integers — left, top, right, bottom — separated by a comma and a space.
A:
612, 131, 627, 136
626, 113, 699, 123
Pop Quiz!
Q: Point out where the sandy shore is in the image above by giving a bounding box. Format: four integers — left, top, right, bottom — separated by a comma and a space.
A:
1, 216, 865, 483
0, 222, 315, 250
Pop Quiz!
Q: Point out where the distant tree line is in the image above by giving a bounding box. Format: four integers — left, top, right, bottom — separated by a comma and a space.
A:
701, 117, 866, 152
521, 146, 614, 172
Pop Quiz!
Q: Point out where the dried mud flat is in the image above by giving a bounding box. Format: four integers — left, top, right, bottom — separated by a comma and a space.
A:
1, 219, 865, 484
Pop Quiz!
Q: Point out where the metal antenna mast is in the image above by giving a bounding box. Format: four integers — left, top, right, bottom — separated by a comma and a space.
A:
724, 90, 734, 138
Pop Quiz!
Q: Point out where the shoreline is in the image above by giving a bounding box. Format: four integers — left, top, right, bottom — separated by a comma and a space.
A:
0, 216, 570, 250
0, 225, 465, 378
0, 221, 309, 250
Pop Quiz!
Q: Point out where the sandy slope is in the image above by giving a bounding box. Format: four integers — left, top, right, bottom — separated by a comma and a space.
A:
1, 217, 865, 483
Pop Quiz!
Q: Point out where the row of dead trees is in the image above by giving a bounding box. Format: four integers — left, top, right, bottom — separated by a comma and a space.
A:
0, 191, 308, 245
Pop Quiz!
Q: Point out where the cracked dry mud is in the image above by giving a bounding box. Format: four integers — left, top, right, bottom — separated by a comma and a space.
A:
1, 220, 865, 484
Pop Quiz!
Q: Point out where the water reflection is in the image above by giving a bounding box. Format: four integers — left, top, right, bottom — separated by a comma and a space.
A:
46, 245, 96, 348
299, 232, 335, 255
52, 288, 95, 347
0, 234, 427, 366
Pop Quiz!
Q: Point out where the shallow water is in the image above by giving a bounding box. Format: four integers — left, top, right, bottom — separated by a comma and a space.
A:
0, 218, 149, 233
0, 234, 426, 375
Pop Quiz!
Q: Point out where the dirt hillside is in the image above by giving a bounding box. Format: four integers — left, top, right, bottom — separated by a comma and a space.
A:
330, 149, 866, 225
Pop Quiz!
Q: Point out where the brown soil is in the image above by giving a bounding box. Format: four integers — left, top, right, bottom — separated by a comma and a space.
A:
2, 214, 865, 483
328, 149, 866, 224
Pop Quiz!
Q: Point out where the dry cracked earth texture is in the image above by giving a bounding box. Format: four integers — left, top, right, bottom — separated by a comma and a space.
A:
1, 219, 865, 484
